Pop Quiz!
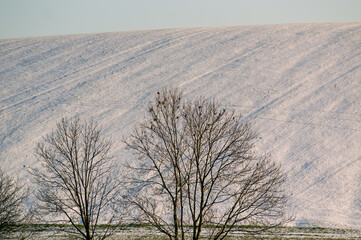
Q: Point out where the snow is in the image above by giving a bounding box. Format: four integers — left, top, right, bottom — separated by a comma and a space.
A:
1, 23, 361, 228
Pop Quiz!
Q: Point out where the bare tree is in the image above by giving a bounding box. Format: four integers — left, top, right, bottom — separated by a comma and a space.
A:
31, 117, 121, 240
0, 167, 30, 239
124, 88, 289, 240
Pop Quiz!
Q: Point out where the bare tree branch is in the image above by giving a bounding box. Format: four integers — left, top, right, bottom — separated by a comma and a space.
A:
30, 117, 122, 240
0, 167, 31, 239
124, 87, 290, 240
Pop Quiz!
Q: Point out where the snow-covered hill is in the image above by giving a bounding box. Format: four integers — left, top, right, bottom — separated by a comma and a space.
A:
1, 23, 361, 228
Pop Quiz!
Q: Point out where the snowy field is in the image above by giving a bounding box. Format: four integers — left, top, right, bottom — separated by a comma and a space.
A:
1, 23, 361, 229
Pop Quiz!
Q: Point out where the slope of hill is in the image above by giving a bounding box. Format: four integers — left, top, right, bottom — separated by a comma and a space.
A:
1, 23, 361, 228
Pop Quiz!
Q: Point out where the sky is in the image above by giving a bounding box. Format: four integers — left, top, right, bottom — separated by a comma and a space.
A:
1, 0, 361, 39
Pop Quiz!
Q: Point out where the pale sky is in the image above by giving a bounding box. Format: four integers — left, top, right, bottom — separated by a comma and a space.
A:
1, 0, 361, 39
